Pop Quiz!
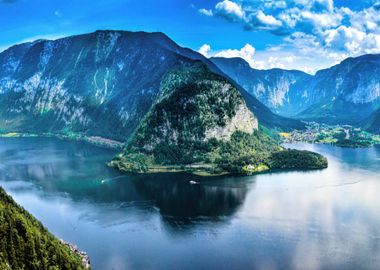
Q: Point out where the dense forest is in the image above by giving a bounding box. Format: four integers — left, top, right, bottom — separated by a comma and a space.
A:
113, 129, 328, 175
0, 188, 86, 270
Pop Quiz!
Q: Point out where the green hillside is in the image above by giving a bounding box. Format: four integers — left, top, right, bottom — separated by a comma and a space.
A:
110, 64, 327, 175
0, 187, 87, 270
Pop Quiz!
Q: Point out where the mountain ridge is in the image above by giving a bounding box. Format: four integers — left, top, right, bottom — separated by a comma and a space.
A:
0, 30, 304, 141
211, 53, 380, 129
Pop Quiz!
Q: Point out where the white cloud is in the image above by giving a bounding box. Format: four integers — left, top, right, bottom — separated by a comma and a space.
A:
215, 0, 245, 21
254, 10, 283, 28
214, 44, 256, 66
198, 43, 256, 67
264, 0, 287, 9
198, 41, 345, 74
203, 0, 348, 35
198, 8, 213, 17
198, 44, 211, 56
198, 0, 380, 72
198, 43, 326, 73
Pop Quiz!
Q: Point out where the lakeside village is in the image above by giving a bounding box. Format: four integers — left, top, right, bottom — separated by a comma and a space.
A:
280, 122, 380, 148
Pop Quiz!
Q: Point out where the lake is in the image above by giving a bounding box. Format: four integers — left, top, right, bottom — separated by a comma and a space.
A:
1, 137, 380, 270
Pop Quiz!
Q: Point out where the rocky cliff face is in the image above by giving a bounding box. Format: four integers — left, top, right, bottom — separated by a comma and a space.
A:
128, 63, 258, 153
205, 103, 258, 141
298, 54, 380, 124
212, 54, 380, 125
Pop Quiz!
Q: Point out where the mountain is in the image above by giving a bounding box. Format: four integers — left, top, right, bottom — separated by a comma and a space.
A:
366, 108, 380, 134
211, 57, 312, 116
211, 54, 380, 125
0, 30, 302, 141
297, 54, 380, 124
0, 187, 87, 270
110, 63, 327, 175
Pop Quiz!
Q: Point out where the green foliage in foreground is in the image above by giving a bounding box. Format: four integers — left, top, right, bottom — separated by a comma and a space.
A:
0, 188, 85, 270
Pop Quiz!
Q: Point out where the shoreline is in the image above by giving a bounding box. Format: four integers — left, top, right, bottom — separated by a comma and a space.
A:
108, 160, 231, 177
0, 132, 124, 150
281, 139, 380, 148
111, 164, 328, 177
279, 123, 380, 148
60, 240, 91, 270
109, 154, 328, 177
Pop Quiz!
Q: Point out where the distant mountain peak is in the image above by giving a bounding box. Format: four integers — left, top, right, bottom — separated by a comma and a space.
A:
212, 53, 380, 127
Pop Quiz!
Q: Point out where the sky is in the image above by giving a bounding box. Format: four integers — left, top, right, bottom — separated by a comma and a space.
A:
0, 0, 379, 74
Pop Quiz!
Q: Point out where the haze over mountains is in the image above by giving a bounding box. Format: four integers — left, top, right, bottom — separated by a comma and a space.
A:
212, 54, 380, 128
0, 30, 302, 141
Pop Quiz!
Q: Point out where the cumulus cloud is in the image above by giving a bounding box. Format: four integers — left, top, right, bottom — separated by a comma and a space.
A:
214, 0, 245, 21
198, 40, 351, 74
198, 43, 318, 72
199, 43, 256, 67
246, 10, 283, 30
200, 0, 347, 35
198, 44, 211, 56
198, 0, 380, 72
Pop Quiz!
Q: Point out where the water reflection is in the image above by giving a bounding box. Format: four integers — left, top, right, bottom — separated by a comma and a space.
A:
0, 138, 249, 229
132, 174, 250, 229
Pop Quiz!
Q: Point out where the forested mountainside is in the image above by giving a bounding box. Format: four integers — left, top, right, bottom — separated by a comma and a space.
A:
0, 187, 87, 270
110, 64, 327, 175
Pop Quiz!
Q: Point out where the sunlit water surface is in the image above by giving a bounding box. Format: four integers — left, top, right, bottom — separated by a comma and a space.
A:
1, 138, 380, 270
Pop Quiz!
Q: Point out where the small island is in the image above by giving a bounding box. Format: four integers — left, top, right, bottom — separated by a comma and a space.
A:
109, 130, 327, 176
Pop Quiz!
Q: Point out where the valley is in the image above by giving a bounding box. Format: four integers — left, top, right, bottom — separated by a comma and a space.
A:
212, 54, 380, 129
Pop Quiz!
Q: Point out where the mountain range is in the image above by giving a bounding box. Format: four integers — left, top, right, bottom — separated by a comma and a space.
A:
211, 54, 380, 129
0, 30, 303, 142
0, 29, 377, 174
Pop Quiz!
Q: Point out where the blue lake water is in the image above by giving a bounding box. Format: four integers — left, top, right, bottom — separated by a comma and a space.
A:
1, 137, 380, 270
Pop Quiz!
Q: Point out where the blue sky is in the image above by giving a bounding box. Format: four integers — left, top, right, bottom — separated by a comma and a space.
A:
1, 0, 379, 73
